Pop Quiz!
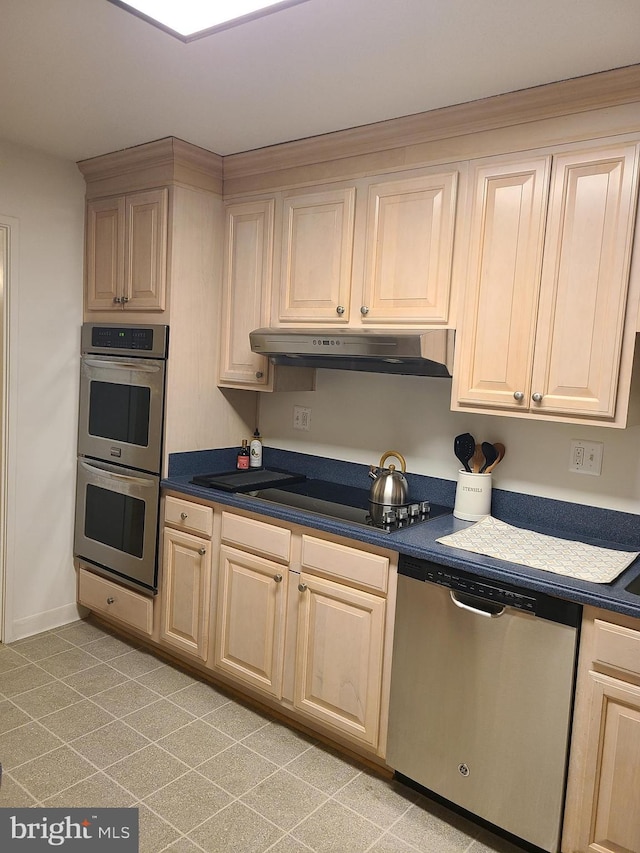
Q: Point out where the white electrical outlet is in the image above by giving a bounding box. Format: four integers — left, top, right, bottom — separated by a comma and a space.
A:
569, 439, 603, 475
293, 405, 311, 431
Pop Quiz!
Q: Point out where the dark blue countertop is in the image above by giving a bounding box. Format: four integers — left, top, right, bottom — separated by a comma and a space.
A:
163, 448, 640, 620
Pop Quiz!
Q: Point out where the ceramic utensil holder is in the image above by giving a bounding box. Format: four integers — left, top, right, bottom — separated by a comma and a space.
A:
453, 470, 492, 521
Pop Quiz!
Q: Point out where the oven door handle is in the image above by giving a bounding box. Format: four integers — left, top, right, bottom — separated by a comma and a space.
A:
82, 358, 162, 373
79, 459, 157, 487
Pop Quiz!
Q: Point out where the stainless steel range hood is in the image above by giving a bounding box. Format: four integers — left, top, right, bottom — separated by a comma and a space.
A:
250, 328, 455, 377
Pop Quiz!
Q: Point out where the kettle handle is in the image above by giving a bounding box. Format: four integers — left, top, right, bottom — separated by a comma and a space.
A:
379, 450, 406, 473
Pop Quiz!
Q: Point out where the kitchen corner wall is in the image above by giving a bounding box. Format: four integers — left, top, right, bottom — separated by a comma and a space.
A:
259, 369, 640, 515
0, 138, 85, 641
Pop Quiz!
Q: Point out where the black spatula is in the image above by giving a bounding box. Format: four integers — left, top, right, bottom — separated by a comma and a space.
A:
454, 433, 475, 472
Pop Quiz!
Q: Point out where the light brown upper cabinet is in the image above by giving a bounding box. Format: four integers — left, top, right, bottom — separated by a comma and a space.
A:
360, 171, 458, 324
85, 188, 168, 312
218, 198, 275, 387
217, 197, 314, 392
452, 142, 640, 426
271, 170, 459, 328
275, 185, 357, 325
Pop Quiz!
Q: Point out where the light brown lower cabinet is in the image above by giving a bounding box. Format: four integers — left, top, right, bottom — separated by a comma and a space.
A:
294, 571, 386, 748
77, 565, 153, 636
209, 509, 396, 758
214, 543, 287, 698
562, 608, 640, 853
159, 496, 215, 662
160, 527, 212, 661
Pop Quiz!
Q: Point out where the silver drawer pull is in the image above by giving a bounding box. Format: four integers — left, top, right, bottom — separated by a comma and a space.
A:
106, 596, 115, 605
532, 392, 543, 403
274, 574, 283, 583
298, 582, 307, 592
180, 512, 188, 520
513, 391, 524, 401
198, 547, 206, 556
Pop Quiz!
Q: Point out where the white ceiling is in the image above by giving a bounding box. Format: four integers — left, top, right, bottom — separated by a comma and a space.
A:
3, 0, 640, 163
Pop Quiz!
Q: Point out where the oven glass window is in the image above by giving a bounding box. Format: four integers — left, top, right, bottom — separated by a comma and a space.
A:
88, 381, 151, 447
85, 484, 145, 558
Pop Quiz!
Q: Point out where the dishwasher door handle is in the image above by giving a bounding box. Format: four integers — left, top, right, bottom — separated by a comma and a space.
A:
449, 590, 506, 618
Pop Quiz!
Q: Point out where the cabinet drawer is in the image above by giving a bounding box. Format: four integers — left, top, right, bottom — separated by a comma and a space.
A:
165, 496, 214, 538
593, 619, 640, 677
221, 512, 290, 562
78, 568, 153, 635
300, 535, 389, 593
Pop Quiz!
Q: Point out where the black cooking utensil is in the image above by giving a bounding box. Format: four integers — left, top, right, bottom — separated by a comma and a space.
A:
454, 433, 476, 472
480, 441, 499, 473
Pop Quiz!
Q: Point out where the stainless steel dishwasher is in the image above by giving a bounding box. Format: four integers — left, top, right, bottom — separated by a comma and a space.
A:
387, 555, 580, 853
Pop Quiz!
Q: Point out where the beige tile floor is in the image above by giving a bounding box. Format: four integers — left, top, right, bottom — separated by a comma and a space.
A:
0, 619, 529, 853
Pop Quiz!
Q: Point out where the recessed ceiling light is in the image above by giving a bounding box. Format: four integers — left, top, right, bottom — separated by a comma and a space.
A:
108, 0, 311, 41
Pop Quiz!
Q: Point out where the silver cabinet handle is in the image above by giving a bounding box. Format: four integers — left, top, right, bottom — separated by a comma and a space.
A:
255, 371, 264, 379
336, 305, 345, 315
180, 512, 188, 520
122, 296, 130, 303
113, 296, 122, 304
274, 574, 283, 583
106, 596, 115, 605
198, 547, 206, 556
513, 391, 524, 401
298, 582, 307, 592
360, 306, 369, 315
532, 392, 543, 403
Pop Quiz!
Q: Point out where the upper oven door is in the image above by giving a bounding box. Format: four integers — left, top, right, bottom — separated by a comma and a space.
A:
78, 354, 166, 473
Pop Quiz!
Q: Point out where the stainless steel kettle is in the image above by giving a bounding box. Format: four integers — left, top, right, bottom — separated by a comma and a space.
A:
368, 451, 409, 506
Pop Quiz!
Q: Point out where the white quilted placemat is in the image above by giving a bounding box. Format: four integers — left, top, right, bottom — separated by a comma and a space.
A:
436, 516, 639, 583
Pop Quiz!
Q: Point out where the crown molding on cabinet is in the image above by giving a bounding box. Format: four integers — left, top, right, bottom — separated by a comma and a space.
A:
78, 137, 224, 199
223, 64, 640, 195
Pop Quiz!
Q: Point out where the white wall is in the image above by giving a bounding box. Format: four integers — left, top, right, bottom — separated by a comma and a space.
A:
0, 138, 85, 641
259, 369, 640, 514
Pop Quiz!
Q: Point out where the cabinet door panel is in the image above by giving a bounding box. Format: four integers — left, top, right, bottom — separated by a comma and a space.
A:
294, 572, 385, 747
214, 545, 286, 698
453, 157, 550, 410
362, 172, 457, 323
219, 199, 274, 387
86, 197, 125, 311
531, 145, 640, 417
124, 188, 168, 310
574, 672, 640, 853
277, 187, 355, 324
161, 528, 211, 661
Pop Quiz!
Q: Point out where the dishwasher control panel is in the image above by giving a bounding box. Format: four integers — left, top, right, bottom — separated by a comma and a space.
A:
423, 567, 536, 612
398, 554, 582, 626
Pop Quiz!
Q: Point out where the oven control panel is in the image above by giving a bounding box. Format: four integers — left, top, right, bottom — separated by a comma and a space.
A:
92, 327, 154, 350
81, 324, 169, 359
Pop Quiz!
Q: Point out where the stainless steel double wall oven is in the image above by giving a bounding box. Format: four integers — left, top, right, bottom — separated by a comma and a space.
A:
74, 323, 169, 592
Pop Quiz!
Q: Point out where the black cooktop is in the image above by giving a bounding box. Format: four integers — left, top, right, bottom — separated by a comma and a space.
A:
242, 479, 452, 534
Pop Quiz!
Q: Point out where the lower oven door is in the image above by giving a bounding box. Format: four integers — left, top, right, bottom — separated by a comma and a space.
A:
74, 457, 160, 592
